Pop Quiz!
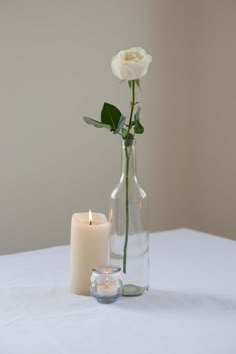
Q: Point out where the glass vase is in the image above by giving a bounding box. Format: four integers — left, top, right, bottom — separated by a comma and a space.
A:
109, 139, 149, 296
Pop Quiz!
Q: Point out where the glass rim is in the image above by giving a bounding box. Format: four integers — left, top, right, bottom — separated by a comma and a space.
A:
92, 265, 121, 274
122, 138, 135, 147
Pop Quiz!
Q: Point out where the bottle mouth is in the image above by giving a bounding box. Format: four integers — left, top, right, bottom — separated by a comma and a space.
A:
123, 138, 135, 147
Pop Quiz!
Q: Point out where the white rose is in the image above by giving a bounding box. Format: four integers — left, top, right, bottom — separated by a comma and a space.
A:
111, 47, 152, 81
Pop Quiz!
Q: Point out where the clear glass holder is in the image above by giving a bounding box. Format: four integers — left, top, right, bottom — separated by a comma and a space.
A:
90, 266, 123, 304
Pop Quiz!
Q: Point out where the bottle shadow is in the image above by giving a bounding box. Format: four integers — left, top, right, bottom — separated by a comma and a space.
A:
117, 288, 236, 313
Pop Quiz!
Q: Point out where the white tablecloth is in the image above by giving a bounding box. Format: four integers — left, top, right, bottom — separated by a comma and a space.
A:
0, 229, 236, 354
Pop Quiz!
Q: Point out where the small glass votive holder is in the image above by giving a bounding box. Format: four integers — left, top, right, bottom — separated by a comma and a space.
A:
90, 266, 123, 304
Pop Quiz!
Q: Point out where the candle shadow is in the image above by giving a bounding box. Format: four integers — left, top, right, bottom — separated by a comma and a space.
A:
116, 288, 236, 313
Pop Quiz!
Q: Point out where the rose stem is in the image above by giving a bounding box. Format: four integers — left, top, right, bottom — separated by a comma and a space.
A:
123, 80, 135, 274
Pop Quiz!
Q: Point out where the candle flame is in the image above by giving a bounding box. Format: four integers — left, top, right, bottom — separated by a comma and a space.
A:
89, 209, 92, 225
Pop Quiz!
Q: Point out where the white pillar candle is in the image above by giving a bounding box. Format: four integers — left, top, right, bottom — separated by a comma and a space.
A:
70, 212, 110, 296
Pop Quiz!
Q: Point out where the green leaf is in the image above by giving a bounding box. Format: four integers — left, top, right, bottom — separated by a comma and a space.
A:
114, 115, 126, 134
128, 80, 132, 89
83, 117, 111, 130
101, 103, 122, 132
134, 106, 141, 121
134, 120, 144, 134
134, 106, 144, 134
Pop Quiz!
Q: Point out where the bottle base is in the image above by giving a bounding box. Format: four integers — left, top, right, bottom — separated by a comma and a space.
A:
122, 284, 148, 296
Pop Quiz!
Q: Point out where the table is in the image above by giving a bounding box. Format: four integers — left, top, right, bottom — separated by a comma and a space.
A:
0, 229, 236, 354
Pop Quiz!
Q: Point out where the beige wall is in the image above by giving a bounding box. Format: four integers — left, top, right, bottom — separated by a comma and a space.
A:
0, 0, 235, 254
0, 0, 189, 254
188, 0, 236, 240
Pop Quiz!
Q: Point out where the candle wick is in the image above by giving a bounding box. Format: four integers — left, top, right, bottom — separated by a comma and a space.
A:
89, 220, 92, 226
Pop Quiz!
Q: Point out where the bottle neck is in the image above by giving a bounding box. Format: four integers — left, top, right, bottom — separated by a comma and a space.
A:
120, 139, 137, 181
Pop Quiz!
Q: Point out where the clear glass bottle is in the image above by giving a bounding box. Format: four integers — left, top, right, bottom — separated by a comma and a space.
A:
109, 139, 149, 296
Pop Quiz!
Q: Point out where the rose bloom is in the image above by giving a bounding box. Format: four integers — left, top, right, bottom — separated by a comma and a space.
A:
111, 47, 152, 81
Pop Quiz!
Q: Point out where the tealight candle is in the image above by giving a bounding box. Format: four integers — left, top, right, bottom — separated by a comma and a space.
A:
90, 266, 123, 304
97, 283, 118, 297
70, 211, 110, 296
